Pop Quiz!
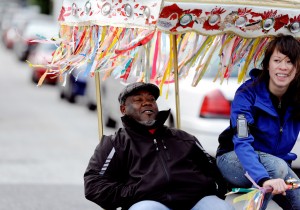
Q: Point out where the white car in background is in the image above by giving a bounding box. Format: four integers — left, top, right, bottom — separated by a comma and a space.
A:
13, 17, 59, 61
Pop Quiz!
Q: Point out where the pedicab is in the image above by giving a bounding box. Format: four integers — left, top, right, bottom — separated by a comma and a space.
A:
28, 0, 300, 209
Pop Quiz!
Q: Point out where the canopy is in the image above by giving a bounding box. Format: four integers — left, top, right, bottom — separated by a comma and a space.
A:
59, 0, 300, 37
29, 0, 300, 135
34, 0, 300, 85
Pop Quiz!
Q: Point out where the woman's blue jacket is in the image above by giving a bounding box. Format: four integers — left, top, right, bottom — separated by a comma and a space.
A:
230, 69, 300, 184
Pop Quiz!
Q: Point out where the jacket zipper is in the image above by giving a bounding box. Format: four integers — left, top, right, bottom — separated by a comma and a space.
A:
275, 100, 282, 152
153, 139, 159, 151
276, 101, 289, 153
153, 138, 170, 182
161, 139, 171, 160
277, 126, 283, 152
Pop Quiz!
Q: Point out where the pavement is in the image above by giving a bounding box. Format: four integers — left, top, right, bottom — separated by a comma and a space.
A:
0, 184, 99, 210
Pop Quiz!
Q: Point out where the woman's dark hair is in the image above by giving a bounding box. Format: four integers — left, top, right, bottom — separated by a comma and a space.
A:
259, 34, 300, 119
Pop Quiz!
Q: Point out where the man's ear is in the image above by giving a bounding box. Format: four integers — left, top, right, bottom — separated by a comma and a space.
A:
120, 104, 126, 115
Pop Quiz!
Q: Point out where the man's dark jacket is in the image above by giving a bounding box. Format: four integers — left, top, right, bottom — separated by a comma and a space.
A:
84, 110, 226, 210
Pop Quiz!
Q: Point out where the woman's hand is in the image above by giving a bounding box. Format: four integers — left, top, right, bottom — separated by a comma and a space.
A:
263, 178, 288, 195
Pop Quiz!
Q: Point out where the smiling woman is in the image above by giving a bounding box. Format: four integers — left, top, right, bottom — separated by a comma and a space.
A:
260, 35, 300, 101
217, 34, 300, 210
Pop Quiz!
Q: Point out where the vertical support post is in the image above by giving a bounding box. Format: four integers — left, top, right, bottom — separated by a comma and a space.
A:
95, 72, 104, 140
171, 34, 181, 129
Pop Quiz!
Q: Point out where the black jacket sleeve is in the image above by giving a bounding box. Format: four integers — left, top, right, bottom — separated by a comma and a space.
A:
84, 135, 134, 210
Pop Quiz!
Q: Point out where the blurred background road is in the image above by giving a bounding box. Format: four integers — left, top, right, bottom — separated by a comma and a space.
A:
0, 1, 117, 207
0, 34, 113, 209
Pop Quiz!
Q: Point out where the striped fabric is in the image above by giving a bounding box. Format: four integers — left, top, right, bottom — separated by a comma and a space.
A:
99, 148, 116, 176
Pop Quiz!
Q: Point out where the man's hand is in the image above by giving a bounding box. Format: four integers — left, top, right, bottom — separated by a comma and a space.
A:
263, 178, 288, 195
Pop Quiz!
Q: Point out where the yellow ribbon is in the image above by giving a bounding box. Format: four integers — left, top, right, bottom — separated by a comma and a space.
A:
238, 38, 261, 83
159, 34, 174, 95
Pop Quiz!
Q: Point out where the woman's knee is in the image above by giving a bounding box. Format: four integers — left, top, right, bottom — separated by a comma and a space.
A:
217, 152, 250, 187
217, 152, 239, 174
260, 155, 289, 179
272, 161, 289, 178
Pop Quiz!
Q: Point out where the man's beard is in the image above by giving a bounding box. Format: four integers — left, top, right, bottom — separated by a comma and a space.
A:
138, 120, 156, 126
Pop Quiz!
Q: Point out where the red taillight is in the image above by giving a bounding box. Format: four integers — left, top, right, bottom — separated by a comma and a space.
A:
200, 89, 231, 118
27, 39, 36, 45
